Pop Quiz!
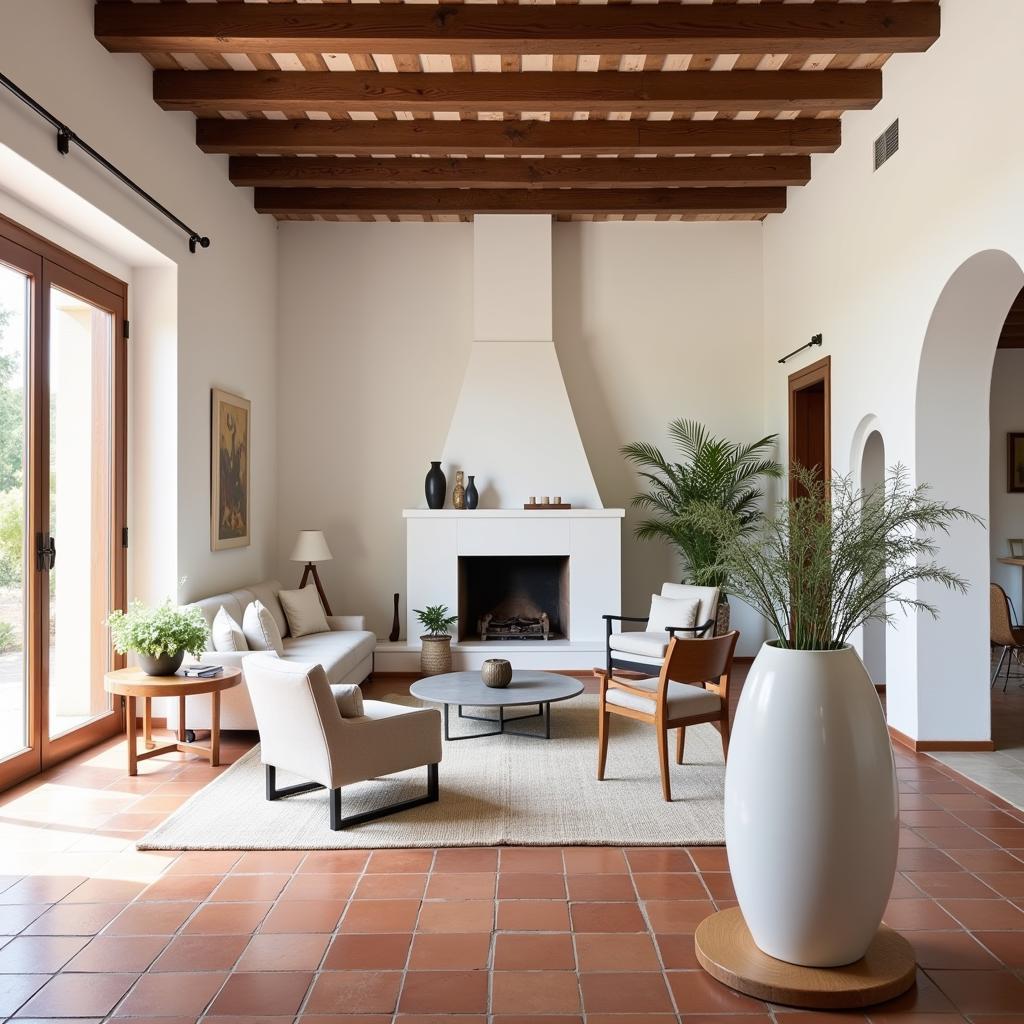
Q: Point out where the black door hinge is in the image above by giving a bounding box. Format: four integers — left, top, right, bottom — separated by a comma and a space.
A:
123, 319, 130, 340
122, 526, 128, 549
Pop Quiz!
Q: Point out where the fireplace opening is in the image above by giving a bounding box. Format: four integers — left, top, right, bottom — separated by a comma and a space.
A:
458, 556, 570, 642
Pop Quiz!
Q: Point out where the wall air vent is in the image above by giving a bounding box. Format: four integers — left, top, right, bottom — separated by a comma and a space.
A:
874, 119, 899, 170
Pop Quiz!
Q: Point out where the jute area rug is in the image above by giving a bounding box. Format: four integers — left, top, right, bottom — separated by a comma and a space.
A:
138, 694, 725, 850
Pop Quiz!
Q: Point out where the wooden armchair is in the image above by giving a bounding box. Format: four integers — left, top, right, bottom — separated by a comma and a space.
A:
598, 630, 739, 802
991, 583, 1024, 692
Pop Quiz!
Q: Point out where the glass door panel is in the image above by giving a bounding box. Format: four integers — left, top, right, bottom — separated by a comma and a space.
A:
0, 263, 30, 763
46, 286, 116, 740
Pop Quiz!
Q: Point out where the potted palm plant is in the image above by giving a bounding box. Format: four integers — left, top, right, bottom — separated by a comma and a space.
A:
415, 603, 458, 676
621, 419, 782, 632
107, 600, 209, 676
690, 466, 979, 967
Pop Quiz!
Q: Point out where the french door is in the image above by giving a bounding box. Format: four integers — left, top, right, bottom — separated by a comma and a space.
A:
0, 216, 127, 791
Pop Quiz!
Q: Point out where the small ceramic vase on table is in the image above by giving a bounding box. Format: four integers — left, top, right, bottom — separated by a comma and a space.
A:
452, 471, 466, 510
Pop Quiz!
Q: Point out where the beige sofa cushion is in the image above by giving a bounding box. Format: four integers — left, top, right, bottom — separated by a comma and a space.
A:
283, 629, 376, 684
243, 600, 285, 656
212, 607, 247, 653
279, 585, 330, 639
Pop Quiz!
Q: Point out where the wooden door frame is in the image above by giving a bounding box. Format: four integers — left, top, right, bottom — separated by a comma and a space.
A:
0, 215, 127, 792
787, 355, 831, 498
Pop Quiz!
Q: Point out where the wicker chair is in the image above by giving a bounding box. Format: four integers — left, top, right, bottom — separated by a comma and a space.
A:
990, 583, 1024, 692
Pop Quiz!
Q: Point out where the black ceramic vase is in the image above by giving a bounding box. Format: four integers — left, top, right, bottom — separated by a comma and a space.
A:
389, 593, 401, 643
465, 475, 479, 510
425, 461, 446, 509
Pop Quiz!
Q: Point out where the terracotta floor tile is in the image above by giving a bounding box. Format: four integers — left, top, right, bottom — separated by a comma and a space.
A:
687, 848, 730, 872
906, 872, 999, 898
0, 935, 89, 972
948, 849, 1024, 872
562, 848, 628, 874
21, 901, 126, 937
323, 933, 411, 970
426, 873, 496, 900
419, 899, 494, 933
631, 873, 708, 900
365, 850, 434, 874
491, 1018, 582, 1024
914, 827, 998, 849
298, 850, 369, 874
494, 932, 575, 970
654, 933, 700, 969
181, 901, 271, 935
928, 969, 1024, 1013
566, 874, 637, 901
975, 929, 1024, 967
209, 971, 313, 1016
702, 872, 737, 901
497, 873, 566, 900
580, 971, 675, 1013
280, 873, 359, 902
0, 876, 85, 905
407, 932, 491, 970
137, 873, 220, 902
231, 851, 305, 874
499, 848, 564, 874
236, 932, 329, 971
939, 897, 1024, 929
569, 901, 645, 933
104, 900, 198, 935
112, 970, 226, 1017
497, 899, 570, 932
64, 935, 169, 973
587, 1016, 678, 1024
574, 932, 661, 972
15, 972, 137, 1018
0, 973, 48, 1016
398, 970, 489, 1013
165, 851, 241, 875
897, 849, 961, 872
433, 849, 499, 873
909, 929, 1001, 969
625, 848, 695, 873
209, 873, 289, 902
340, 899, 422, 934
881, 899, 960, 931
304, 970, 402, 1014
150, 934, 249, 972
977, 871, 1024, 897
491, 971, 582, 1014
355, 873, 428, 900
260, 899, 345, 934
58, 878, 145, 904
867, 969, 958, 1015
0, 904, 49, 936
667, 969, 767, 1013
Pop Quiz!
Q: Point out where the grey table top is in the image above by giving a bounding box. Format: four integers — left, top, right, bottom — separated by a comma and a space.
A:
409, 670, 584, 708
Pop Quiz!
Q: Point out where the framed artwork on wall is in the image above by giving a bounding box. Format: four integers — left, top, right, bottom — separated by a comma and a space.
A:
211, 387, 251, 550
1010, 539, 1024, 559
1009, 434, 1024, 493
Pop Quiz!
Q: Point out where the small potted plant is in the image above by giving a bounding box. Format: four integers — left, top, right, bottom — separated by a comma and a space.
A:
107, 600, 209, 676
415, 604, 458, 676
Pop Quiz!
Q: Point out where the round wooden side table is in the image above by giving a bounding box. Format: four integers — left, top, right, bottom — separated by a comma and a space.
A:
103, 666, 242, 776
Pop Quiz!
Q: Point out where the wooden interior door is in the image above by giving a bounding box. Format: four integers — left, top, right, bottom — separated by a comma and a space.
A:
788, 356, 831, 497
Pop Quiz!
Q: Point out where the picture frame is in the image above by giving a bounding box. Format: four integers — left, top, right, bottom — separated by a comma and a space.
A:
1009, 434, 1024, 493
1010, 539, 1024, 559
211, 387, 251, 551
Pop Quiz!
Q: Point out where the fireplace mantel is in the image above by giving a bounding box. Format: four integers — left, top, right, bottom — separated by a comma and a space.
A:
403, 509, 624, 519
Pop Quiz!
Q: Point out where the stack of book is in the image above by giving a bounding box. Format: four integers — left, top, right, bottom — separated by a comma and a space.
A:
179, 664, 224, 678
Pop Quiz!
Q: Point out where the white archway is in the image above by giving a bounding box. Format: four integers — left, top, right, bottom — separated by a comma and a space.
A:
914, 250, 1024, 743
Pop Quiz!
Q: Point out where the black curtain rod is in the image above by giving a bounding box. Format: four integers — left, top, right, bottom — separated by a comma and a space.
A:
0, 72, 210, 254
778, 334, 823, 365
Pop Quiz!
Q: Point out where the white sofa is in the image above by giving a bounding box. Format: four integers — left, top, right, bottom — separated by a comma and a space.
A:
179, 579, 376, 731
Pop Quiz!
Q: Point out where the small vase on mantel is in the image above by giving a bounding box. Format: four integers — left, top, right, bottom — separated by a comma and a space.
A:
425, 461, 446, 510
452, 471, 466, 510
465, 475, 479, 510
389, 593, 401, 643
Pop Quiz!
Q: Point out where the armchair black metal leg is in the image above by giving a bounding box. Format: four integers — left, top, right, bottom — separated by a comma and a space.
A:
329, 763, 441, 831
993, 647, 1007, 688
266, 764, 323, 801
1005, 648, 1014, 693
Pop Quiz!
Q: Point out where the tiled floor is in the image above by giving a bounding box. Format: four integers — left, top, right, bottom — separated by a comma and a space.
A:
0, 673, 1022, 1021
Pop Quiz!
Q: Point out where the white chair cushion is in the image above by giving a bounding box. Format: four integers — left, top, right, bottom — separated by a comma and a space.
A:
243, 600, 285, 656
279, 584, 330, 639
211, 606, 247, 653
647, 594, 700, 633
283, 629, 376, 684
332, 683, 364, 718
606, 676, 722, 719
660, 583, 720, 629
609, 631, 674, 660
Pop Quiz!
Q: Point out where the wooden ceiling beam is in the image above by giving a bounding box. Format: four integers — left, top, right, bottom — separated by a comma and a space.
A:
228, 155, 812, 190
95, 2, 940, 56
252, 186, 788, 217
198, 118, 841, 157
155, 70, 882, 117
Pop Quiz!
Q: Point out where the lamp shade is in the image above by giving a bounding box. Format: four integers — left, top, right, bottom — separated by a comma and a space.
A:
289, 530, 333, 563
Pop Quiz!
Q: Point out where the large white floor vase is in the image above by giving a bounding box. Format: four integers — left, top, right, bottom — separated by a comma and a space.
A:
724, 642, 899, 968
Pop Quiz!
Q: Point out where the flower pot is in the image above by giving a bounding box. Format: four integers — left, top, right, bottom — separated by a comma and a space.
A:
724, 642, 898, 967
481, 658, 512, 688
714, 598, 731, 636
420, 635, 452, 676
138, 650, 185, 676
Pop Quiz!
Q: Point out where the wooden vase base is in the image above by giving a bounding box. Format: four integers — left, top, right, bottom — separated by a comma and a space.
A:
694, 908, 917, 1010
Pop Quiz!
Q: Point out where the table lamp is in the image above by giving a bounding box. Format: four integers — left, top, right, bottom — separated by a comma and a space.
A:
290, 530, 334, 615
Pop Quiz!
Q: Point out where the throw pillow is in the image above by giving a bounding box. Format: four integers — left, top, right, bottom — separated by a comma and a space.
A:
242, 600, 285, 656
278, 584, 330, 639
211, 606, 247, 653
333, 683, 364, 719
647, 594, 701, 636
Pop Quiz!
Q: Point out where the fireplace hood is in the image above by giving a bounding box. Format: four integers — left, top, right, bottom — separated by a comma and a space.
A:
441, 215, 602, 509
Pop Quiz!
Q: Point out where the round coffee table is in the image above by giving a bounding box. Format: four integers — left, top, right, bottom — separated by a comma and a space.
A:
410, 670, 584, 741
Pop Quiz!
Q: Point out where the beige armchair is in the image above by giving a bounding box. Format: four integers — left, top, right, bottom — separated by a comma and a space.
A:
243, 654, 442, 830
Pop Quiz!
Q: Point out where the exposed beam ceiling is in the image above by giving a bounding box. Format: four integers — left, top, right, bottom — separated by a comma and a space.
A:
95, 3, 941, 57
228, 156, 813, 191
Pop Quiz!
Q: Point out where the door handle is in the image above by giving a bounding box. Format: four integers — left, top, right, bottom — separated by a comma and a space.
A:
35, 533, 56, 572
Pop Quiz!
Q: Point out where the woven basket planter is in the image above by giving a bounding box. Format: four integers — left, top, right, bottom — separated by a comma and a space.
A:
714, 600, 732, 637
420, 635, 453, 676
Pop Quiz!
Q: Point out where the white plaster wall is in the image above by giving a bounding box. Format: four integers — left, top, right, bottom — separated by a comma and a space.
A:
990, 349, 1024, 605
0, 0, 278, 606
278, 220, 766, 653
762, 0, 1024, 742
